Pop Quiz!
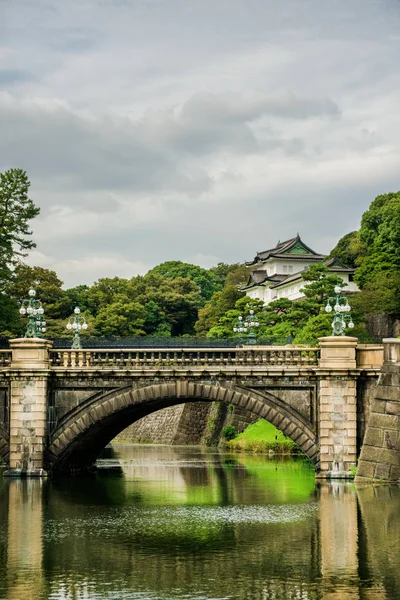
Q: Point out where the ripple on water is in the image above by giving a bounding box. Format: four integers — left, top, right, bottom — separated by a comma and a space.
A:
43, 503, 317, 544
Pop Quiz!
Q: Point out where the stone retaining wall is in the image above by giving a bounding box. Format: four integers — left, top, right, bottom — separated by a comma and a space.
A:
116, 401, 258, 446
116, 404, 186, 444
356, 339, 400, 483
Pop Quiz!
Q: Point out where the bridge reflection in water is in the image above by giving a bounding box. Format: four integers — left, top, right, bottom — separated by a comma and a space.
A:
0, 447, 399, 600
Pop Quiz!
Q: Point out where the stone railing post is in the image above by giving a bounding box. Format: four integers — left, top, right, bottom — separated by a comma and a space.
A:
4, 338, 52, 477
318, 336, 358, 478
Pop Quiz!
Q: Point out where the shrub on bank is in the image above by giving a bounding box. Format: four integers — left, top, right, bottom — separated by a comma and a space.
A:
222, 425, 237, 440
226, 419, 299, 454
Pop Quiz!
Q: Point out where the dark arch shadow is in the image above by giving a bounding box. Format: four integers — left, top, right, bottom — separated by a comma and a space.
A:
0, 424, 9, 466
45, 381, 319, 473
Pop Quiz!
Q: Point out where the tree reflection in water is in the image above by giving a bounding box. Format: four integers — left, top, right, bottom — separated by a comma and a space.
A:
0, 446, 398, 600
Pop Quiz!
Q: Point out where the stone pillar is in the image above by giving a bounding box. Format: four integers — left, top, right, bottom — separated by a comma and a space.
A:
4, 338, 52, 477
318, 336, 358, 478
355, 338, 400, 483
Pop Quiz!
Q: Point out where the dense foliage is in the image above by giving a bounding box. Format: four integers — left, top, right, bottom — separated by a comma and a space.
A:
336, 192, 400, 318
0, 169, 40, 335
0, 167, 398, 342
0, 169, 40, 289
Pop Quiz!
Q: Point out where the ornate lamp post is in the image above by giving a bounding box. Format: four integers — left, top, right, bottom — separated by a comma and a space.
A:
233, 309, 260, 346
66, 307, 88, 349
244, 309, 260, 345
19, 286, 46, 338
325, 285, 354, 336
233, 315, 245, 346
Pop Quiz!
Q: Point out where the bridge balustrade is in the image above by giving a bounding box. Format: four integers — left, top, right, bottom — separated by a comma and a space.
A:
48, 346, 320, 369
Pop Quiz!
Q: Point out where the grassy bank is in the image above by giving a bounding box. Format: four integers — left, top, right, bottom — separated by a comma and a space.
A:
226, 419, 299, 454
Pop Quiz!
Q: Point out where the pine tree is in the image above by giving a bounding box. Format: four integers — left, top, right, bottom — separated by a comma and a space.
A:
0, 168, 40, 290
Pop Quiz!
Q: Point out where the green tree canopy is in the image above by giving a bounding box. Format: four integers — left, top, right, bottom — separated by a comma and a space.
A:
355, 192, 400, 288
299, 264, 344, 315
350, 191, 400, 318
0, 169, 40, 290
148, 261, 221, 301
329, 231, 363, 269
207, 262, 247, 287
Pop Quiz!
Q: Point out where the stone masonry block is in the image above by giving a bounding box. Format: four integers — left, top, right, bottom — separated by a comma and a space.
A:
92, 402, 107, 421
206, 385, 216, 400
234, 392, 248, 409
301, 438, 314, 453
369, 413, 399, 431
224, 389, 234, 404
364, 427, 384, 447
319, 429, 331, 438
332, 397, 345, 406
357, 460, 376, 478
370, 399, 388, 414
319, 395, 332, 404
362, 446, 400, 466
376, 385, 400, 401
386, 401, 400, 416
272, 412, 284, 428
199, 384, 209, 399
379, 370, 400, 386
343, 455, 357, 464
258, 405, 271, 420
284, 422, 297, 437
374, 462, 392, 480
346, 396, 357, 405
390, 465, 400, 480
384, 429, 398, 450
290, 428, 303, 443
332, 413, 350, 424
320, 443, 333, 454
319, 419, 334, 429
160, 383, 169, 398
319, 403, 333, 413
136, 387, 148, 403
79, 413, 92, 429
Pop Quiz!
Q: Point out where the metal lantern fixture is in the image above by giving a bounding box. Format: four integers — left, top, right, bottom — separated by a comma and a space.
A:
19, 286, 46, 338
66, 307, 88, 349
233, 309, 260, 346
325, 285, 354, 336
233, 314, 246, 346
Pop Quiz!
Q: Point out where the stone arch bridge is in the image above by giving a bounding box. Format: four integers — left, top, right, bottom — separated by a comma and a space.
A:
0, 337, 388, 478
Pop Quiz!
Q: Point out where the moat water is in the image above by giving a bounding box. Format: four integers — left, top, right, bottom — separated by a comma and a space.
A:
0, 445, 399, 600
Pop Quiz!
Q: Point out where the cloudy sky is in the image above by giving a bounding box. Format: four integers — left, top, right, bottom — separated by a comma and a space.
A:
1, 0, 400, 287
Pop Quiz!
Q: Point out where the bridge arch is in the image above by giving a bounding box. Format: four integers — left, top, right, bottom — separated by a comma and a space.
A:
45, 381, 320, 473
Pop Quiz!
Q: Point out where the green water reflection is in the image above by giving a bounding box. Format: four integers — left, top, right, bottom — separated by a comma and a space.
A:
0, 444, 399, 600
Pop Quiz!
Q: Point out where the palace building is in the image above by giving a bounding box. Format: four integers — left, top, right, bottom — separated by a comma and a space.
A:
240, 235, 359, 306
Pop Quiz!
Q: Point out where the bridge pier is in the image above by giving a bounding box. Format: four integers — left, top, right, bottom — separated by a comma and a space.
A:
318, 337, 358, 478
4, 338, 51, 478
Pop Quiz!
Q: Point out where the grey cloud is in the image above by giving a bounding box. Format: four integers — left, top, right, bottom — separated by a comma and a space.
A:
0, 69, 34, 85
0, 95, 212, 199
180, 92, 339, 123
138, 91, 338, 157
0, 90, 334, 204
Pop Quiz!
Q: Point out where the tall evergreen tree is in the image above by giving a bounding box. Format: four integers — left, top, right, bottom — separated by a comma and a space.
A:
0, 168, 40, 290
